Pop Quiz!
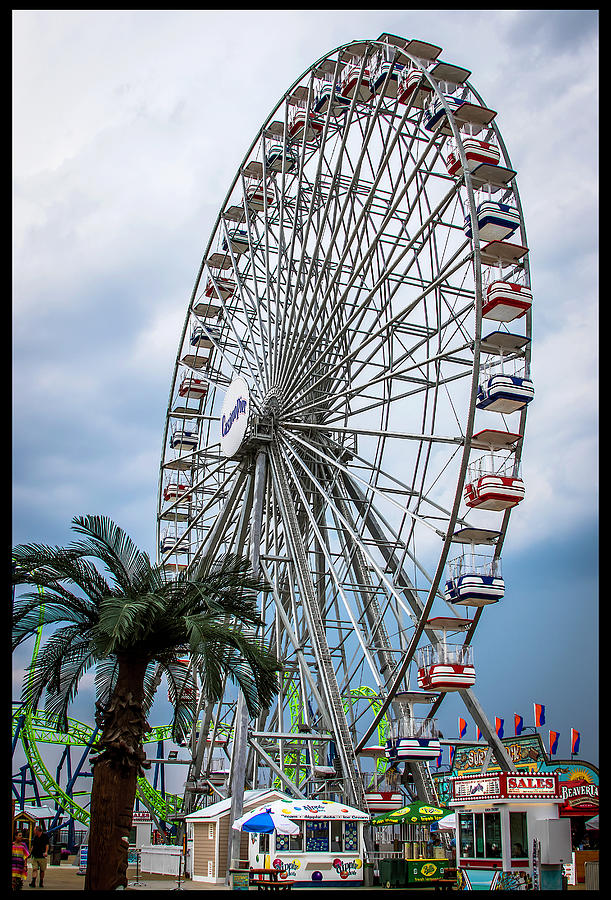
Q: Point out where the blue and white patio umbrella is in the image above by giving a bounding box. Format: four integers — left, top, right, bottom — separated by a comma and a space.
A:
232, 806, 300, 835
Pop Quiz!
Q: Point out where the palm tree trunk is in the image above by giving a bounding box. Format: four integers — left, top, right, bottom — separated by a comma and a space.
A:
84, 654, 150, 891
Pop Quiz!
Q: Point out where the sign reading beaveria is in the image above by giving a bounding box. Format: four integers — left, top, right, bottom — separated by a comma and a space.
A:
220, 377, 250, 457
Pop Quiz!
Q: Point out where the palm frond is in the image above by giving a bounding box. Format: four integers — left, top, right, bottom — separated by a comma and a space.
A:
95, 593, 168, 654
21, 626, 98, 730
12, 544, 114, 601
94, 657, 120, 712
70, 515, 154, 594
163, 659, 197, 742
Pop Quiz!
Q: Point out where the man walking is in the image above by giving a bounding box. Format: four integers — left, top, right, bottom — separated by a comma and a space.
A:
28, 825, 49, 888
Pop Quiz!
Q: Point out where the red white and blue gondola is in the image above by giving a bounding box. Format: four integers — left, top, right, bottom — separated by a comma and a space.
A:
266, 143, 297, 173
204, 276, 234, 301
222, 229, 249, 255
444, 572, 505, 608
396, 68, 432, 107
464, 201, 520, 242
476, 373, 534, 414
464, 473, 525, 511
483, 281, 532, 322
445, 137, 500, 178
424, 95, 466, 130
169, 429, 198, 451
339, 63, 372, 102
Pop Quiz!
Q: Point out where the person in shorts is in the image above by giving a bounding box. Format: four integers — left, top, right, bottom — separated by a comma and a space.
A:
28, 826, 49, 888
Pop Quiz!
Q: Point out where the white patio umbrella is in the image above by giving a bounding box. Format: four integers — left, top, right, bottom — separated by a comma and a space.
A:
435, 813, 457, 832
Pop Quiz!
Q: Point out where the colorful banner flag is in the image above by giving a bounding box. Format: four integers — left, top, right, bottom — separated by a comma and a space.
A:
458, 718, 467, 738
534, 703, 546, 727
476, 726, 482, 741
449, 746, 455, 766
549, 731, 560, 755
571, 729, 581, 755
514, 714, 523, 736
436, 749, 442, 768
495, 717, 504, 738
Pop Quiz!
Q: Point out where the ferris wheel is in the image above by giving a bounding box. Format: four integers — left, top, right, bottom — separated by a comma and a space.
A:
157, 33, 532, 814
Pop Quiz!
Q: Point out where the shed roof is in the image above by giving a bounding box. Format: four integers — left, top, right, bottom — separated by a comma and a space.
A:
185, 789, 292, 822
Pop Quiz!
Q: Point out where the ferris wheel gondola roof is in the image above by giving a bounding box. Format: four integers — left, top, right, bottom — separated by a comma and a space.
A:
470, 429, 522, 451
451, 527, 502, 545
425, 616, 473, 631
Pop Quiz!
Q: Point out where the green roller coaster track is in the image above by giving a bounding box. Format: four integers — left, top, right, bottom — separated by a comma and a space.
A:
273, 674, 390, 789
12, 702, 188, 826
12, 584, 187, 826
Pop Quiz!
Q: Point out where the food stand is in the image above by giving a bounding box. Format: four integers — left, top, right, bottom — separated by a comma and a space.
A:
450, 772, 571, 890
371, 801, 455, 888
245, 798, 369, 886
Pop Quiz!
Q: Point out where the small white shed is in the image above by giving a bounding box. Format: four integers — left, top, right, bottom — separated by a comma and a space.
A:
184, 789, 291, 884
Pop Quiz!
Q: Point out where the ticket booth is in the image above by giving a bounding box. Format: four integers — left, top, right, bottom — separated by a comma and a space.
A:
450, 772, 571, 890
13, 809, 37, 846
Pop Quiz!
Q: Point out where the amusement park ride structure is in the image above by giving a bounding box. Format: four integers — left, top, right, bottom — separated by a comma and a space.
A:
13, 32, 533, 846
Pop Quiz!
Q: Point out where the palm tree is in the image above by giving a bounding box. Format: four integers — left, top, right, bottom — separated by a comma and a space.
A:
12, 514, 282, 891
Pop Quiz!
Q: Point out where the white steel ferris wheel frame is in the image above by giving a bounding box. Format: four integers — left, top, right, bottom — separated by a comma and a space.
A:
157, 35, 530, 818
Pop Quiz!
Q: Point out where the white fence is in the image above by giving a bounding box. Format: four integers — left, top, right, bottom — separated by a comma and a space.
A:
139, 845, 182, 876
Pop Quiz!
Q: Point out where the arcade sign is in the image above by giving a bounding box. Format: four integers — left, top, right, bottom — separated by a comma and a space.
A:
220, 377, 250, 457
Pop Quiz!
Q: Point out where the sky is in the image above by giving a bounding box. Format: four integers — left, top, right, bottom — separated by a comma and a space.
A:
12, 9, 598, 803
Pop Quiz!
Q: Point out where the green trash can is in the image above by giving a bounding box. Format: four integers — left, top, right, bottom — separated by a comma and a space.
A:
379, 857, 407, 888
379, 857, 394, 887
395, 858, 408, 886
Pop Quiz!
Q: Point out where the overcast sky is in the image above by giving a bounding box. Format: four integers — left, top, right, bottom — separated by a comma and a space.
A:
13, 9, 598, 789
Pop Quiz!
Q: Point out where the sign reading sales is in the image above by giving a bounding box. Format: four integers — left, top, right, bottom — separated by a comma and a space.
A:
506, 775, 557, 796
452, 773, 560, 801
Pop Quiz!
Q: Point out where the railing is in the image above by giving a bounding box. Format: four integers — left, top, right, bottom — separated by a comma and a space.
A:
467, 454, 521, 481
387, 717, 438, 741
416, 643, 474, 668
447, 553, 502, 580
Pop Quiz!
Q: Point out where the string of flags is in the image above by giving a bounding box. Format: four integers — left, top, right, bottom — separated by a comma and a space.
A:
435, 704, 582, 766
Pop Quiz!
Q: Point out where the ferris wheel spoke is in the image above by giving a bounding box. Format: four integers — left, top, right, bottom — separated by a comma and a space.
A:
282, 243, 473, 424
277, 121, 452, 400
280, 185, 468, 416
275, 434, 389, 691
286, 421, 470, 544
275, 75, 426, 389
313, 330, 475, 426
279, 429, 423, 631
278, 424, 447, 544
